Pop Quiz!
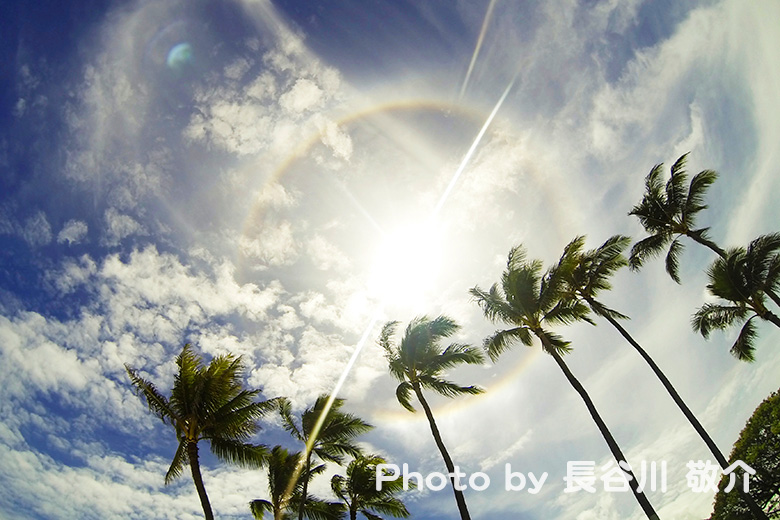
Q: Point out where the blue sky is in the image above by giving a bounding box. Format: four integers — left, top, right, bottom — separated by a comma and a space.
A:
1, 0, 779, 518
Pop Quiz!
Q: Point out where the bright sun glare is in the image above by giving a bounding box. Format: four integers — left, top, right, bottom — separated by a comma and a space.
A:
368, 220, 444, 309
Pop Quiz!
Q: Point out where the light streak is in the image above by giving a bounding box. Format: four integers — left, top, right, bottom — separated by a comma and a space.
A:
434, 73, 518, 218
459, 0, 498, 99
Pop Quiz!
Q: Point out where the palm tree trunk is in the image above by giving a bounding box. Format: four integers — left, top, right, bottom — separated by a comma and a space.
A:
762, 309, 780, 329
687, 232, 726, 258
412, 384, 472, 520
187, 440, 214, 520
598, 309, 770, 520
544, 344, 660, 520
763, 287, 780, 309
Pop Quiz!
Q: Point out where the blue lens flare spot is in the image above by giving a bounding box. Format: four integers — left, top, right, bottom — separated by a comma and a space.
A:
166, 42, 193, 70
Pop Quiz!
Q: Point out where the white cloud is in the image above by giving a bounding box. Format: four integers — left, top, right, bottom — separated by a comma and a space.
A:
239, 220, 299, 267
103, 208, 146, 246
280, 78, 324, 113
57, 219, 89, 245
306, 234, 351, 271
21, 211, 52, 246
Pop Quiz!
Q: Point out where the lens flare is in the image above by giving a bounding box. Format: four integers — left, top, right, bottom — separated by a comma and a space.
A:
166, 42, 193, 70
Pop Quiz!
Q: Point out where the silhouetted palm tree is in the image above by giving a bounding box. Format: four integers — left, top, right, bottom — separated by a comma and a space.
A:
693, 236, 780, 361
331, 454, 411, 520
628, 154, 780, 308
470, 246, 659, 519
561, 235, 769, 519
249, 445, 342, 520
278, 395, 372, 520
379, 315, 484, 520
628, 153, 721, 282
126, 344, 274, 520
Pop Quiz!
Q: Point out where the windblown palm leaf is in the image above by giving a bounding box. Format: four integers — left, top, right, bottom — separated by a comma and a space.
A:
628, 153, 722, 282
379, 315, 483, 520
126, 344, 275, 520
331, 455, 411, 520
471, 244, 660, 519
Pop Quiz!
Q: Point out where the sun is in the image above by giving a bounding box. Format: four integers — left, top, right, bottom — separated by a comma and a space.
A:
367, 219, 444, 310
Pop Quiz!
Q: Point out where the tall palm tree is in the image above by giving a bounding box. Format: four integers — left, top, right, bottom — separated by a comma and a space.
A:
561, 235, 770, 520
278, 395, 373, 520
628, 152, 722, 282
249, 445, 342, 520
693, 237, 780, 362
331, 454, 411, 520
125, 344, 275, 520
628, 154, 780, 308
470, 245, 660, 520
379, 315, 484, 520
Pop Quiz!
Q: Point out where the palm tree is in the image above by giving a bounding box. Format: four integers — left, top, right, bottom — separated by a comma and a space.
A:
278, 395, 373, 520
561, 235, 770, 520
628, 154, 780, 308
470, 245, 660, 520
379, 315, 484, 520
693, 237, 780, 362
628, 152, 722, 282
331, 454, 411, 520
125, 344, 275, 520
249, 445, 343, 520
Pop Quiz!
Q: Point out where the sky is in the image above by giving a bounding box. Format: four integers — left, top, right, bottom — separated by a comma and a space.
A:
1, 0, 779, 519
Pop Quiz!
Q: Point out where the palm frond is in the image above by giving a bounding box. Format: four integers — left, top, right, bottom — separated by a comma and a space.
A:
395, 382, 415, 413
666, 153, 690, 210
629, 233, 670, 271
665, 237, 684, 284
378, 321, 399, 354
417, 375, 484, 398
469, 285, 518, 325
164, 439, 188, 485
249, 499, 273, 519
301, 498, 345, 520
423, 343, 484, 373
731, 317, 758, 362
543, 299, 593, 326
536, 328, 572, 356
644, 163, 666, 199
483, 326, 532, 361
683, 169, 717, 225
691, 303, 750, 338
209, 437, 268, 468
125, 365, 175, 423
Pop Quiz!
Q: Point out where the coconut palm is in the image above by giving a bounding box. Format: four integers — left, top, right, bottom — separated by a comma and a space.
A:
629, 154, 780, 309
249, 445, 343, 520
628, 152, 722, 282
331, 454, 411, 520
693, 237, 780, 362
470, 245, 660, 519
278, 395, 373, 520
561, 235, 770, 520
125, 344, 275, 520
379, 315, 484, 520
